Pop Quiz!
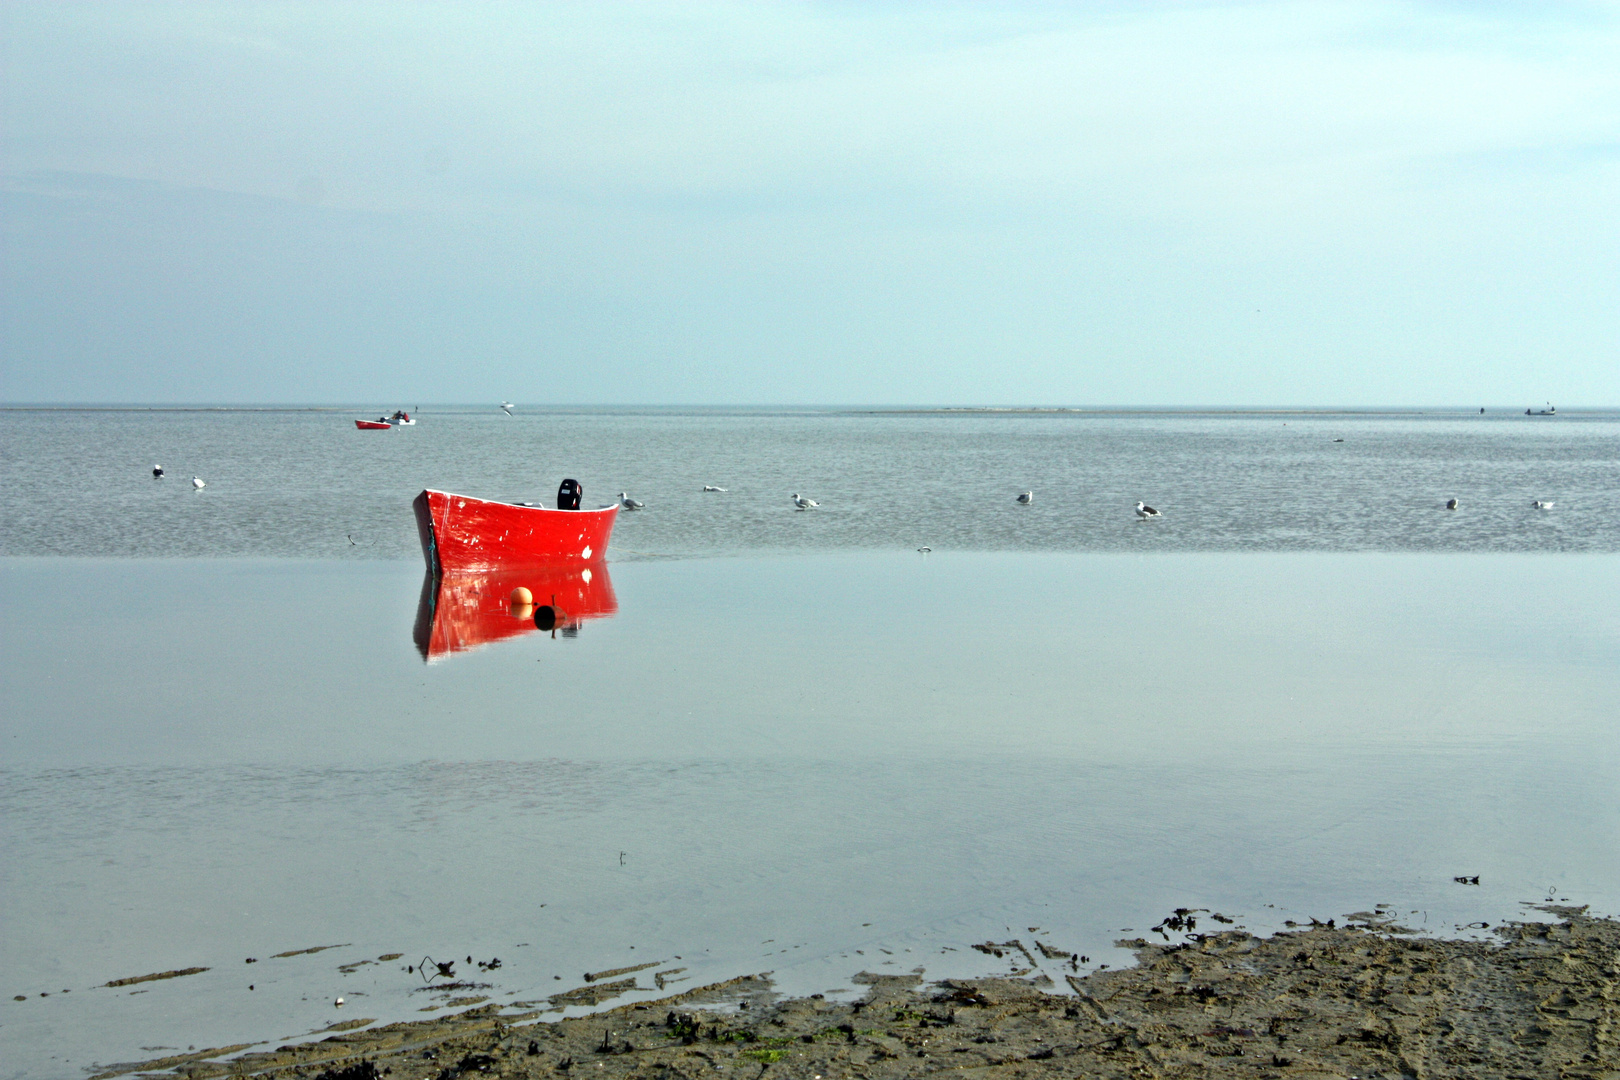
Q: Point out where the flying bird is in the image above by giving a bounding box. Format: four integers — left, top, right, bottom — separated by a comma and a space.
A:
192, 477, 206, 489
618, 492, 644, 510
703, 485, 728, 492
1015, 491, 1033, 505
792, 493, 819, 510
1134, 501, 1160, 518
500, 402, 514, 415
152, 465, 164, 478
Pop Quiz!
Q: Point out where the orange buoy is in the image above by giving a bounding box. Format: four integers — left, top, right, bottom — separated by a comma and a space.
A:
510, 586, 533, 605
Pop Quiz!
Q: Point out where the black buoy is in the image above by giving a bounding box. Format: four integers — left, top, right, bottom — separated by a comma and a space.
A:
534, 605, 558, 632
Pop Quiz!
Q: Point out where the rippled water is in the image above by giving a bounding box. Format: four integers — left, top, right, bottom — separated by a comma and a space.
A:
2, 407, 1618, 1079
2, 407, 1616, 557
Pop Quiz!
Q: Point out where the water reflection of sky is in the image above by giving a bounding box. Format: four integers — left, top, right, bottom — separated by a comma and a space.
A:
1, 552, 1617, 1078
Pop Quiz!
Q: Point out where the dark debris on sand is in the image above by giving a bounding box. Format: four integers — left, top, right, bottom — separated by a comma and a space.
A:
91, 907, 1619, 1079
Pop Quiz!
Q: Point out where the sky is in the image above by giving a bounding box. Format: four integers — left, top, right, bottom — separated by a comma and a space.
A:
2, 1, 1617, 406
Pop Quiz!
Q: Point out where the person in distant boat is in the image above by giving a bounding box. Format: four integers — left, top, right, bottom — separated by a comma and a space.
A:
557, 478, 582, 510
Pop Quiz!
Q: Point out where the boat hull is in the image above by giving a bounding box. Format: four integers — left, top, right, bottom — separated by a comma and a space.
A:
355, 420, 391, 429
413, 489, 618, 572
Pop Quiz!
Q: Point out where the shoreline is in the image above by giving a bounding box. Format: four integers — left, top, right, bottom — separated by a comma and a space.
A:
90, 907, 1618, 1080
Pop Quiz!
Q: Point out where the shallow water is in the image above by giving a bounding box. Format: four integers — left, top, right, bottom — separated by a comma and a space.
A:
2, 552, 1617, 1079
3, 407, 1617, 558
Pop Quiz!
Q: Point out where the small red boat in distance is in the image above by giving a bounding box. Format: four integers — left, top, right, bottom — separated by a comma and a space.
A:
413, 561, 617, 662
413, 487, 618, 573
355, 419, 391, 429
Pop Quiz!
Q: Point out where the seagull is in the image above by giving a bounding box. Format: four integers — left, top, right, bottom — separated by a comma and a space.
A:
192, 477, 206, 489
1134, 501, 1160, 519
1532, 500, 1554, 509
1445, 498, 1459, 510
1015, 491, 1033, 505
703, 485, 728, 492
792, 493, 819, 510
618, 492, 644, 510
500, 402, 514, 415
152, 465, 164, 478
917, 546, 931, 553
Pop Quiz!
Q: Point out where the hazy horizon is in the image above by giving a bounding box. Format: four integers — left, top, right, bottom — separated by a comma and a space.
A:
1, 401, 1611, 413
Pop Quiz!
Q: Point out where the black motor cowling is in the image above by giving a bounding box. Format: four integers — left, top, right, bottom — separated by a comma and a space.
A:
557, 478, 582, 510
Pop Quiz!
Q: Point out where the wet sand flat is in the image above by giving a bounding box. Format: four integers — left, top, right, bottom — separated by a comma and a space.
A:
94, 909, 1619, 1080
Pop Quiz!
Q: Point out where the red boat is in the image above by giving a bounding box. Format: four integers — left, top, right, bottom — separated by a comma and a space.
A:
355, 419, 391, 429
413, 489, 618, 573
413, 561, 617, 662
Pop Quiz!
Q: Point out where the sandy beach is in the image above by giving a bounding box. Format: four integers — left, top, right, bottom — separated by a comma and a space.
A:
84, 907, 1617, 1080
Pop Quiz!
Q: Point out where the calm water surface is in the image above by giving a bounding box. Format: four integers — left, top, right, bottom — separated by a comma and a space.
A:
0, 408, 1617, 1079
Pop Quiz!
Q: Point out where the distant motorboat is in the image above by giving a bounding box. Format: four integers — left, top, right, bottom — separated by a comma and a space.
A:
1525, 403, 1556, 415
355, 419, 392, 429
389, 410, 416, 426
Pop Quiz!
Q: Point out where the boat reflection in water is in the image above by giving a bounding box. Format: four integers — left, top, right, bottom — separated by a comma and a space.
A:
412, 560, 618, 662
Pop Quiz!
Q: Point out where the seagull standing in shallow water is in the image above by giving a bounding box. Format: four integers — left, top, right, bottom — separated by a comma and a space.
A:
1016, 491, 1033, 505
618, 492, 644, 510
192, 477, 205, 489
1134, 501, 1160, 519
792, 493, 819, 510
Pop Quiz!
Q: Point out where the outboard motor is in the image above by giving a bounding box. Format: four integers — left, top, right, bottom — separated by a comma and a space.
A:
557, 478, 582, 510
